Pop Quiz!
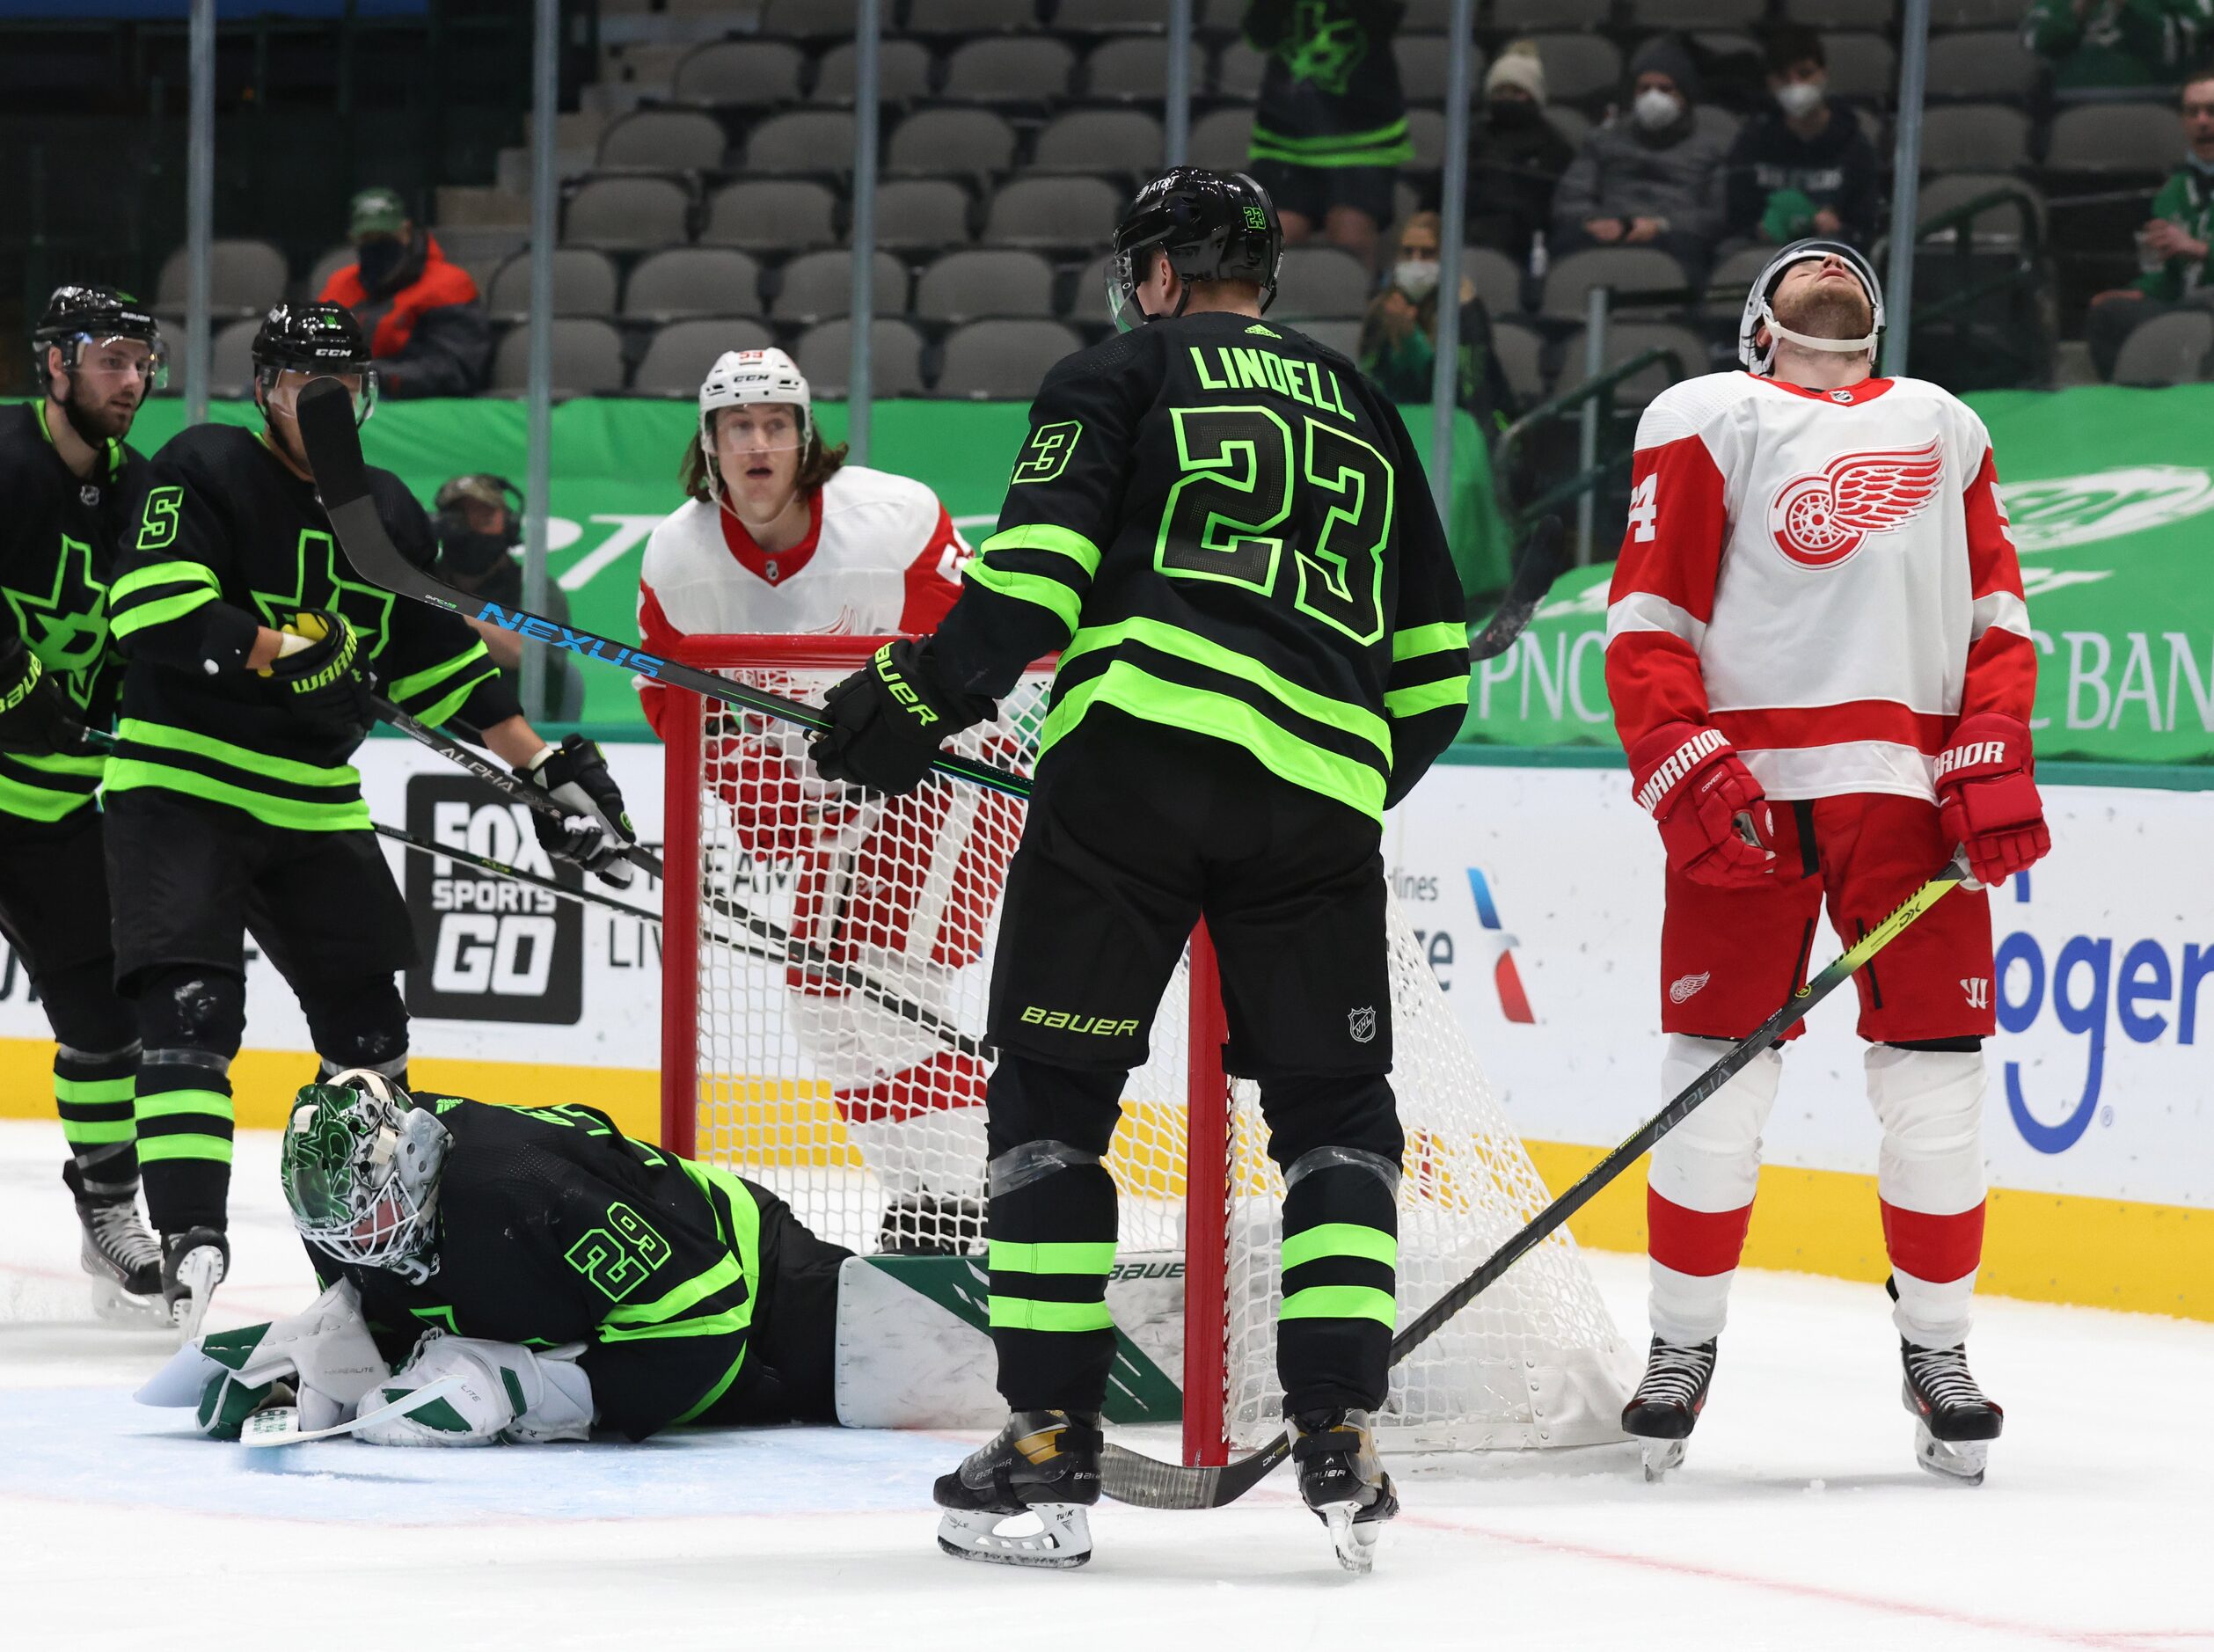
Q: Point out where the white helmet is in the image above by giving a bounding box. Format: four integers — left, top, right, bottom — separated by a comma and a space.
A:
1738, 238, 1885, 376
698, 346, 810, 471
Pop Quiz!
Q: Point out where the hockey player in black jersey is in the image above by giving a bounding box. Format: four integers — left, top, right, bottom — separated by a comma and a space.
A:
0, 286, 166, 1319
104, 303, 640, 1339
810, 169, 1472, 1572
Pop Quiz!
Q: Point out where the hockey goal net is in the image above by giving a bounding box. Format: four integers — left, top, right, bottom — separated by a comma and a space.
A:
660, 635, 1632, 1463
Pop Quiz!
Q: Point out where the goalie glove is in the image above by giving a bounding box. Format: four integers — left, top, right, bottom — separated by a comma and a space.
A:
131, 1279, 391, 1440
354, 1330, 594, 1448
1935, 712, 2050, 888
1627, 721, 1777, 888
520, 732, 640, 888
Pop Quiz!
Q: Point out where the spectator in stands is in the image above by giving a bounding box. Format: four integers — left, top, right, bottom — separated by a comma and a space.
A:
1725, 27, 1881, 252
318, 186, 491, 399
2023, 0, 2211, 92
429, 474, 582, 721
1457, 40, 1577, 270
1355, 211, 1516, 436
2086, 66, 2214, 379
1242, 0, 1411, 269
1552, 35, 1728, 284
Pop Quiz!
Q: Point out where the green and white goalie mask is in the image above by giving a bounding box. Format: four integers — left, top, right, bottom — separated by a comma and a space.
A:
281, 1071, 451, 1280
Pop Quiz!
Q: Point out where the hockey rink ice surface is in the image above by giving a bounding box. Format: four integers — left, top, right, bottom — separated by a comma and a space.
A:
0, 1120, 2204, 1652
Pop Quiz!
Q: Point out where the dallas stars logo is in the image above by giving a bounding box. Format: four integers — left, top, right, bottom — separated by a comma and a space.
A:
250, 530, 396, 658
1, 534, 108, 711
1283, 0, 1368, 96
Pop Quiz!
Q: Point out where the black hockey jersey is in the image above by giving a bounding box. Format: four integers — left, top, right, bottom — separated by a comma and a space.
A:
1245, 0, 1413, 170
932, 311, 1470, 822
106, 422, 518, 832
0, 402, 137, 822
309, 1097, 771, 1442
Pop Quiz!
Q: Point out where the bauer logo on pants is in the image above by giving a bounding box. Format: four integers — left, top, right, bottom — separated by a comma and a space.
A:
403, 776, 584, 1026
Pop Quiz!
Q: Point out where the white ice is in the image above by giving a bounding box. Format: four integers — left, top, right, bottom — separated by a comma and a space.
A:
1, 1117, 2204, 1652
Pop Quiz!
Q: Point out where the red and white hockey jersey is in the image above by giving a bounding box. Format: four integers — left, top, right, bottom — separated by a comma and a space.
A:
635, 463, 968, 737
1604, 373, 2035, 801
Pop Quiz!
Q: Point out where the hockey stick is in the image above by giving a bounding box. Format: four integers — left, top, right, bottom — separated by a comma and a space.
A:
372, 821, 663, 925
237, 1374, 467, 1448
1468, 515, 1566, 663
1100, 852, 1973, 1510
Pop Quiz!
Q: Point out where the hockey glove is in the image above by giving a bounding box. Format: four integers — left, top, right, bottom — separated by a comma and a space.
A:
811, 639, 990, 797
259, 609, 376, 735
131, 1279, 391, 1440
354, 1331, 594, 1447
1627, 721, 1776, 888
1935, 712, 2049, 888
0, 636, 91, 756
520, 733, 640, 888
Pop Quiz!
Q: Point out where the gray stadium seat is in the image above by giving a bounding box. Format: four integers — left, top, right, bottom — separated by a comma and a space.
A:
596, 109, 727, 172
632, 318, 777, 396
908, 0, 1041, 29
1070, 252, 1117, 323
1273, 245, 1372, 319
1031, 108, 1164, 174
2110, 310, 2214, 387
700, 180, 840, 252
794, 318, 928, 397
1918, 105, 2031, 173
2047, 104, 2185, 173
1706, 243, 1778, 302
672, 40, 806, 106
1496, 0, 1607, 25
208, 318, 259, 398
1190, 106, 1255, 170
1557, 319, 1709, 407
485, 249, 619, 321
307, 243, 354, 300
1397, 0, 1457, 26
1293, 318, 1362, 359
888, 108, 1020, 177
1546, 105, 1594, 149
1628, 0, 1766, 26
1532, 34, 1622, 105
812, 40, 935, 105
1491, 318, 1545, 406
943, 37, 1076, 103
768, 249, 910, 323
1462, 245, 1523, 317
155, 238, 289, 321
937, 319, 1084, 398
871, 179, 975, 251
760, 0, 862, 39
1915, 173, 2046, 245
624, 248, 764, 321
914, 248, 1057, 322
431, 229, 529, 299
1053, 0, 1169, 29
1085, 38, 1167, 99
490, 318, 626, 395
563, 176, 691, 252
1393, 38, 1487, 106
1926, 0, 2017, 26
745, 110, 859, 176
1214, 43, 1266, 99
982, 174, 1122, 250
1820, 33, 1896, 105
1541, 246, 1690, 320
1406, 107, 1448, 168
1784, 0, 1896, 25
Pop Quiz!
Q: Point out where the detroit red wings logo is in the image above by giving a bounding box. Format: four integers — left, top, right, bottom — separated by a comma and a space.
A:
1766, 437, 1945, 569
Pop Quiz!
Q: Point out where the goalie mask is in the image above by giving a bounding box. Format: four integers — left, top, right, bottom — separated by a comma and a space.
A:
1738, 238, 1885, 376
281, 1071, 450, 1280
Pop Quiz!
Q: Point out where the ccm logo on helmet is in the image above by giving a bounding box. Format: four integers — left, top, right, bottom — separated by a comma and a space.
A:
1634, 727, 1728, 814
1933, 739, 2011, 781
1767, 438, 1945, 570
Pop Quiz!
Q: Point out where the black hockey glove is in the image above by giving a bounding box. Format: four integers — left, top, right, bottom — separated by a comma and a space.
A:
259, 610, 376, 735
519, 733, 639, 888
810, 640, 989, 797
0, 636, 92, 757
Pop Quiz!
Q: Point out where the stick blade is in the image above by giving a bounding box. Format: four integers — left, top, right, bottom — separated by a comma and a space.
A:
1099, 1432, 1290, 1510
1470, 514, 1567, 662
296, 376, 369, 508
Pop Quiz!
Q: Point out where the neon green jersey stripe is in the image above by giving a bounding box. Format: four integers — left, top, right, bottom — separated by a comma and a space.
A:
135, 1089, 232, 1121
1250, 120, 1410, 152
1281, 1222, 1399, 1272
116, 719, 362, 790
109, 560, 217, 602
108, 588, 218, 638
1249, 143, 1415, 168
1391, 621, 1468, 663
1280, 1284, 1398, 1327
411, 663, 499, 731
980, 523, 1104, 579
385, 641, 493, 707
1385, 677, 1470, 719
55, 1076, 135, 1105
987, 1297, 1116, 1334
104, 761, 372, 832
1042, 664, 1387, 821
962, 558, 1084, 634
988, 1239, 1119, 1275
598, 1303, 753, 1342
12, 750, 106, 778
0, 775, 95, 822
138, 1137, 233, 1166
602, 1254, 746, 1327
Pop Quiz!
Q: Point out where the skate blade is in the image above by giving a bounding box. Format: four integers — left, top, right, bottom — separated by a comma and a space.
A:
89, 1276, 169, 1329
1913, 1422, 1988, 1487
935, 1503, 1092, 1569
169, 1247, 225, 1345
1640, 1439, 1687, 1482
1318, 1502, 1381, 1575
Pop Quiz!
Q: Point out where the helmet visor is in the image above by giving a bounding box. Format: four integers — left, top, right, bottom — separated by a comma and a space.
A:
65, 333, 170, 393
261, 368, 378, 428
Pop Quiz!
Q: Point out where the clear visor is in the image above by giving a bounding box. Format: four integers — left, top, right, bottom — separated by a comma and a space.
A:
261, 367, 378, 428
707, 403, 806, 455
65, 333, 169, 391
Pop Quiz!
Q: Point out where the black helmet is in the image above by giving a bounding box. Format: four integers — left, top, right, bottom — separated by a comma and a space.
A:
252, 302, 377, 424
33, 283, 167, 392
1108, 167, 1282, 328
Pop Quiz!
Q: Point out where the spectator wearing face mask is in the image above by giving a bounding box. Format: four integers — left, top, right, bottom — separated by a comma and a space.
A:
1552, 35, 1729, 284
1457, 40, 1578, 267
1725, 28, 1881, 251
2024, 0, 2212, 92
2086, 65, 2214, 380
431, 474, 584, 720
318, 187, 493, 400
1357, 212, 1516, 435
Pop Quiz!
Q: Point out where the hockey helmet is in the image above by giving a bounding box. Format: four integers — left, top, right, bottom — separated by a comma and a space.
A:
281, 1070, 450, 1276
252, 301, 378, 425
1107, 167, 1282, 329
1738, 238, 1884, 375
698, 347, 811, 505
33, 283, 167, 391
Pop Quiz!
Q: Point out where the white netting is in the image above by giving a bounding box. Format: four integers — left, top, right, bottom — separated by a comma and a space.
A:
675, 640, 1632, 1452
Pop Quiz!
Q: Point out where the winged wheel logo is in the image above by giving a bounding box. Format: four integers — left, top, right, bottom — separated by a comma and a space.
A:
1767, 437, 1944, 569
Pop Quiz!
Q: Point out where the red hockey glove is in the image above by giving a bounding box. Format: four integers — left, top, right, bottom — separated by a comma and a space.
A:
1626, 721, 1776, 888
1934, 712, 2049, 888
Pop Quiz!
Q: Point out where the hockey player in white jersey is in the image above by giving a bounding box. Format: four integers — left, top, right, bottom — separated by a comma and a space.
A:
638, 348, 1010, 1254
1603, 242, 2050, 1484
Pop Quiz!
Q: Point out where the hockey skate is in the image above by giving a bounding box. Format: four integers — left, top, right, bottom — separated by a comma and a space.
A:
62, 1162, 164, 1326
1621, 1336, 1718, 1481
932, 1408, 1100, 1569
1290, 1409, 1399, 1575
1902, 1341, 2003, 1486
160, 1227, 229, 1343
878, 1194, 986, 1257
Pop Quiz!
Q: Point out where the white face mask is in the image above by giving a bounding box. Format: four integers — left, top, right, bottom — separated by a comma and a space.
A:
1633, 87, 1682, 131
1392, 259, 1440, 300
1776, 81, 1824, 119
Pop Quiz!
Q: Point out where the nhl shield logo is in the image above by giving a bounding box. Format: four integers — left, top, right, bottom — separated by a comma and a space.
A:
1348, 1005, 1377, 1044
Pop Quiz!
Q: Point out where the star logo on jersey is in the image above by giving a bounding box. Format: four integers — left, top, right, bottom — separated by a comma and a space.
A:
250, 529, 396, 657
1767, 437, 1945, 570
1, 533, 109, 709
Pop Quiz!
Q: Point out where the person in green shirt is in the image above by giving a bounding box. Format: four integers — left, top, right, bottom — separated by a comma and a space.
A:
2022, 0, 2213, 91
2086, 67, 2214, 379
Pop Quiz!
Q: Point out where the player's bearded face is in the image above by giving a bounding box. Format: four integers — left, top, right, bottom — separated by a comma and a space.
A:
55, 339, 157, 442
1771, 259, 1874, 344
714, 405, 804, 520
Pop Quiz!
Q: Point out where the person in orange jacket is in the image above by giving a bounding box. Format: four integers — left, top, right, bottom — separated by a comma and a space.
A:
318, 186, 492, 398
